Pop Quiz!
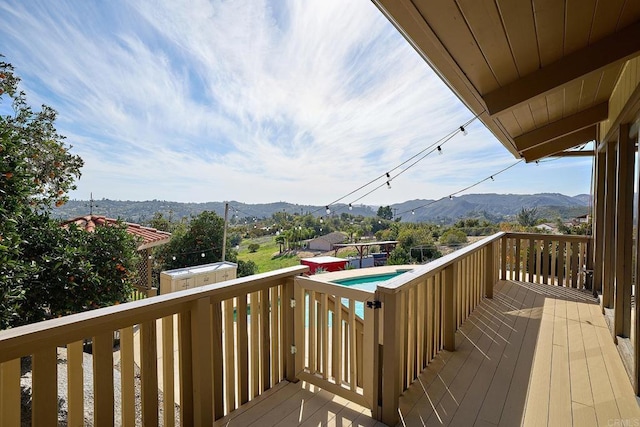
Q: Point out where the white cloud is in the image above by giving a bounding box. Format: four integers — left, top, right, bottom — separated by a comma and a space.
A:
0, 0, 592, 205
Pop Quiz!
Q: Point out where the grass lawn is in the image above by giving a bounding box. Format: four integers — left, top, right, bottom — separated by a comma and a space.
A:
237, 236, 300, 273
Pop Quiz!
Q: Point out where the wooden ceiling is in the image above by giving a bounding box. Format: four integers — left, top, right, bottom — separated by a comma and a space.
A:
373, 0, 640, 161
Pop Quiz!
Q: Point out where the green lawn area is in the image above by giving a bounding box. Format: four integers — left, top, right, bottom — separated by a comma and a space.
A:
237, 236, 300, 273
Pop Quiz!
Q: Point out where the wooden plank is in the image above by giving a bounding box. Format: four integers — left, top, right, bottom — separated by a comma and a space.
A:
237, 294, 249, 404
0, 358, 21, 427
32, 347, 59, 425
161, 316, 175, 427
527, 238, 535, 283
320, 292, 328, 380
294, 284, 305, 378
250, 292, 259, 397
550, 240, 557, 285
282, 279, 295, 383
542, 238, 550, 285
140, 320, 158, 426
308, 290, 317, 375
514, 237, 521, 280
571, 241, 579, 289
211, 301, 224, 419
565, 0, 597, 54
496, 0, 539, 76
603, 141, 617, 308
67, 340, 84, 427
191, 297, 213, 426
443, 263, 457, 351
349, 299, 357, 391
558, 240, 566, 287
92, 332, 114, 427
120, 326, 135, 427
260, 289, 271, 393
548, 299, 572, 424
380, 290, 400, 426
224, 299, 235, 414
178, 310, 194, 426
333, 292, 342, 383
501, 236, 507, 280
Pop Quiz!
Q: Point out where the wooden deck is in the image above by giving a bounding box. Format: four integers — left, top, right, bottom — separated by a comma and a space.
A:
213, 380, 383, 427
398, 279, 640, 426
213, 279, 640, 426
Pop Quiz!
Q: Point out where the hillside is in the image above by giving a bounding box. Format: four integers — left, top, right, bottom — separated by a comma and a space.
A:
50, 193, 590, 224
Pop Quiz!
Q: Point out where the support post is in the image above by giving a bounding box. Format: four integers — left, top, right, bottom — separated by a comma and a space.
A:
615, 124, 633, 338
380, 290, 400, 426
603, 141, 617, 309
593, 151, 606, 295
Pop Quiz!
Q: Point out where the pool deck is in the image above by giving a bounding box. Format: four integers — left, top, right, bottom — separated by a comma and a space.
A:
309, 265, 415, 283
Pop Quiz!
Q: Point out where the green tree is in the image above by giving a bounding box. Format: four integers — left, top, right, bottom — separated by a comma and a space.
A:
440, 229, 468, 246
517, 207, 539, 227
248, 243, 260, 253
1, 58, 138, 328
377, 205, 393, 220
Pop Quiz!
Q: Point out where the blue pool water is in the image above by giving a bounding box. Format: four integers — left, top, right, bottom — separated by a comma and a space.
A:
329, 270, 410, 318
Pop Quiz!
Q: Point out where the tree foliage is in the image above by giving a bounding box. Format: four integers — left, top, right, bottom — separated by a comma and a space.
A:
1, 58, 138, 329
439, 229, 468, 246
377, 205, 393, 220
517, 207, 539, 227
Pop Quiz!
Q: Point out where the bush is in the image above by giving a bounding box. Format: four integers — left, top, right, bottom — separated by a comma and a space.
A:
248, 243, 260, 253
440, 229, 468, 246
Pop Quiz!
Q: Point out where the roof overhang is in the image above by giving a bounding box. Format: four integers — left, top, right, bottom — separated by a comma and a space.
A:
372, 0, 640, 161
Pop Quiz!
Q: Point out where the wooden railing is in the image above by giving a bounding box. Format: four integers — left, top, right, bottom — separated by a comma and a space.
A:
374, 232, 502, 425
501, 233, 592, 289
0, 265, 307, 427
293, 277, 377, 411
0, 231, 595, 426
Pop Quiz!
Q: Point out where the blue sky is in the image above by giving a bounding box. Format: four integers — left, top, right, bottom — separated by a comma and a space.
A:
0, 0, 593, 205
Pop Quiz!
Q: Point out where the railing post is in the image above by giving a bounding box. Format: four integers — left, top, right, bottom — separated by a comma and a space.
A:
444, 263, 457, 351
140, 321, 158, 426
380, 290, 400, 426
485, 242, 495, 299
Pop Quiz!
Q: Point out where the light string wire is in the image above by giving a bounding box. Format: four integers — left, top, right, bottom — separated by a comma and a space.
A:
312, 114, 481, 215
394, 159, 524, 217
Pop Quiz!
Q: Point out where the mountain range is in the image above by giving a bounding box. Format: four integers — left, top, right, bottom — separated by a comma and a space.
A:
50, 193, 590, 225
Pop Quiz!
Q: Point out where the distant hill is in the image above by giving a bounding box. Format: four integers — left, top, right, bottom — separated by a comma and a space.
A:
50, 193, 590, 225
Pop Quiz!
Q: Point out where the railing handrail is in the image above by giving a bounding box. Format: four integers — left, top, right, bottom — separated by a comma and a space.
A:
0, 265, 309, 363
377, 232, 505, 293
504, 232, 591, 242
296, 276, 375, 300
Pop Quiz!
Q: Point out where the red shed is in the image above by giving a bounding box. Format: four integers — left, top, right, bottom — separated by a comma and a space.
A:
300, 256, 348, 275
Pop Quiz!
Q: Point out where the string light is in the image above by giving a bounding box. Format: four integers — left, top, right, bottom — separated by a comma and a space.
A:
348, 203, 353, 210
326, 206, 331, 214
386, 181, 392, 189
318, 114, 481, 215
460, 125, 468, 136
396, 160, 523, 217
201, 253, 205, 257
411, 210, 415, 215
490, 176, 494, 181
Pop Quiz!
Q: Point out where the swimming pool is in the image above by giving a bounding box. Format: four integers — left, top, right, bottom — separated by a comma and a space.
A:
331, 270, 411, 291
329, 269, 411, 318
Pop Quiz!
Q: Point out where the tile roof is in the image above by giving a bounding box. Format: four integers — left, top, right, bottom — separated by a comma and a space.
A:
60, 215, 171, 250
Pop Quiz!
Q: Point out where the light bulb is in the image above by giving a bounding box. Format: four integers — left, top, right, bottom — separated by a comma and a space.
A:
437, 146, 442, 155
348, 203, 352, 210
449, 195, 453, 200
386, 181, 391, 189
411, 210, 415, 215
490, 176, 494, 181
326, 206, 331, 214
201, 253, 205, 257
460, 126, 467, 136
320, 217, 324, 223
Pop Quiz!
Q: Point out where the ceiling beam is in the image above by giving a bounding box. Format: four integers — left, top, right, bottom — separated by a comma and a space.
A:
521, 126, 596, 162
483, 21, 640, 115
550, 150, 595, 157
514, 103, 607, 151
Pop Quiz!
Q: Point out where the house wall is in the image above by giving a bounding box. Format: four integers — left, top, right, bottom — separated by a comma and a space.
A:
599, 56, 640, 142
308, 239, 332, 251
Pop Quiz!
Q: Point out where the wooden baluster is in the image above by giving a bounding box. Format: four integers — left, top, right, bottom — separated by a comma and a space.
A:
162, 316, 175, 427
191, 297, 213, 426
250, 292, 259, 398
93, 332, 115, 427
571, 241, 579, 288
320, 292, 328, 379
501, 236, 507, 280
0, 358, 21, 427
444, 263, 457, 351
178, 310, 194, 426
528, 238, 535, 283
542, 238, 550, 285
33, 347, 58, 426
349, 298, 357, 391
550, 241, 557, 285
224, 298, 235, 413
380, 290, 400, 426
140, 320, 158, 426
309, 290, 317, 375
120, 327, 135, 426
212, 301, 224, 419
67, 340, 84, 427
237, 294, 249, 403
333, 291, 342, 384
486, 242, 495, 298
558, 241, 566, 287
515, 238, 521, 280
260, 289, 270, 393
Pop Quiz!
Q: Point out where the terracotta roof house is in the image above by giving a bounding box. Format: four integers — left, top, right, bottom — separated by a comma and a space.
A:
61, 215, 171, 294
307, 231, 348, 251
